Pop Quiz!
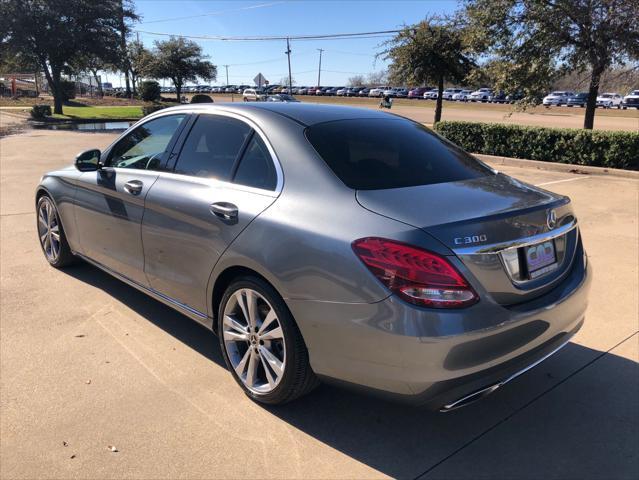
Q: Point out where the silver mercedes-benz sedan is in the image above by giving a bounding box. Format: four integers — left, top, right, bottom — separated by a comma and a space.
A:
36, 103, 591, 410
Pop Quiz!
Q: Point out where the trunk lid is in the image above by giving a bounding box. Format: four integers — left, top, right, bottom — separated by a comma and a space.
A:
356, 174, 579, 305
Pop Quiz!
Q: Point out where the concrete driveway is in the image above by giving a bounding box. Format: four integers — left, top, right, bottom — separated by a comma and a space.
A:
1, 129, 637, 479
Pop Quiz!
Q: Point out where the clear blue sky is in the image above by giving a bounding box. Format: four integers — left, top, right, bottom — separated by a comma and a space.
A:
120, 0, 459, 87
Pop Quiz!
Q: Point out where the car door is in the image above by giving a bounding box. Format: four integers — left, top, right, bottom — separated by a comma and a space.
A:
141, 112, 281, 317
74, 113, 189, 285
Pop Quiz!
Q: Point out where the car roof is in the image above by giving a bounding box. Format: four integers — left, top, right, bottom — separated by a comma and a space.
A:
152, 102, 399, 127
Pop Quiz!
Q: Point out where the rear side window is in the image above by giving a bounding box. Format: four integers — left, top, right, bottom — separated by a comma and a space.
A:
175, 115, 251, 179
233, 135, 277, 191
305, 118, 492, 190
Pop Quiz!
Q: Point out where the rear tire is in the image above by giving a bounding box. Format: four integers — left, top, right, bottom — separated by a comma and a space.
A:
36, 195, 75, 268
218, 276, 319, 405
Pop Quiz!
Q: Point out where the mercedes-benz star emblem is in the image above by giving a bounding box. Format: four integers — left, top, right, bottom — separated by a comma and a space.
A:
547, 209, 557, 229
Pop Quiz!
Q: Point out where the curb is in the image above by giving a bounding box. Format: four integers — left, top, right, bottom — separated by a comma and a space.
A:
475, 153, 639, 180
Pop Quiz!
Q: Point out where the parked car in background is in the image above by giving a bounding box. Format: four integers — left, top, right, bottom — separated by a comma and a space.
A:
596, 92, 623, 108
296, 86, 308, 95
358, 87, 371, 97
424, 89, 438, 99
225, 85, 237, 93
369, 87, 388, 97
265, 94, 300, 102
452, 89, 473, 101
336, 87, 348, 96
243, 88, 266, 102
40, 103, 590, 409
469, 88, 493, 102
622, 90, 639, 109
408, 87, 431, 99
566, 92, 589, 107
306, 86, 318, 95
442, 88, 463, 100
393, 88, 409, 98
543, 91, 574, 106
346, 87, 364, 97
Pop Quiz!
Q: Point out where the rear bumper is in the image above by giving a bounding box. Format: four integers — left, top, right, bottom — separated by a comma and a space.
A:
288, 247, 591, 410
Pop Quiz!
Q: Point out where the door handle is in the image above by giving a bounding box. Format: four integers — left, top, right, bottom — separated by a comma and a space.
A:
210, 202, 238, 220
124, 180, 143, 195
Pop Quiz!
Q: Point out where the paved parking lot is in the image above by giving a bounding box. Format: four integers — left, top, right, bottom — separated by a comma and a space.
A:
1, 129, 638, 479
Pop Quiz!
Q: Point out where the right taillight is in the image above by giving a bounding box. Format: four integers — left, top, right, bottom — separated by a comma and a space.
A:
352, 237, 478, 309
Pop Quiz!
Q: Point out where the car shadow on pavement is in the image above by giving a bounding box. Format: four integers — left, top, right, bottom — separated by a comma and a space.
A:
63, 261, 226, 368
63, 262, 638, 480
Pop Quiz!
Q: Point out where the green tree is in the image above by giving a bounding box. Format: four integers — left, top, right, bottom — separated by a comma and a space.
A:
463, 0, 639, 129
383, 19, 476, 123
128, 39, 154, 92
147, 37, 217, 100
0, 0, 126, 114
115, 0, 138, 97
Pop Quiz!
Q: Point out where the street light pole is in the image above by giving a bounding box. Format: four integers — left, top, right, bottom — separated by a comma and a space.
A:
317, 48, 323, 88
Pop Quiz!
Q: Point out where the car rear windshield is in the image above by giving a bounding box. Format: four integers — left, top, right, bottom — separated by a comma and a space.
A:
305, 118, 493, 190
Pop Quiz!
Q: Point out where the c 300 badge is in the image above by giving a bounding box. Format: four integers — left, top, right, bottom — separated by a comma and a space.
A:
454, 234, 488, 245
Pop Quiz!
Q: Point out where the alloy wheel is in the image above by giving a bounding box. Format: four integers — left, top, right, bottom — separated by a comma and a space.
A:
222, 288, 286, 394
37, 198, 61, 263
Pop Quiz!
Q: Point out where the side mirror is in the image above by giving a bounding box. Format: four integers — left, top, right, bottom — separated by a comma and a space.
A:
75, 149, 101, 172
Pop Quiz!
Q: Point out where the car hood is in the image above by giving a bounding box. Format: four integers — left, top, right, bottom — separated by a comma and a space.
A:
356, 173, 566, 250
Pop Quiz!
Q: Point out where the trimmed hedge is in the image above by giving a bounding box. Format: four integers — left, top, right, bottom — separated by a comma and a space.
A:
30, 105, 52, 119
139, 80, 161, 102
433, 121, 639, 170
190, 94, 213, 103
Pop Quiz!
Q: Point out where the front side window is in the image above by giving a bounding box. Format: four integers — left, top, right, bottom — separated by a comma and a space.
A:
108, 115, 186, 170
174, 115, 251, 179
233, 135, 277, 191
305, 118, 493, 190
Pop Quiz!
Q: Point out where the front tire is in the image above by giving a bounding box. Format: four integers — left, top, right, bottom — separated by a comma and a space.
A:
218, 276, 319, 405
36, 195, 75, 268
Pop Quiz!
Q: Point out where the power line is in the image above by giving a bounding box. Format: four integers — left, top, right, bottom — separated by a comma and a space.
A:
134, 29, 403, 42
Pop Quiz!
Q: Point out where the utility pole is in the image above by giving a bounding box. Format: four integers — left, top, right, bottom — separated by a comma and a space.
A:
223, 65, 229, 85
285, 37, 293, 92
316, 48, 323, 87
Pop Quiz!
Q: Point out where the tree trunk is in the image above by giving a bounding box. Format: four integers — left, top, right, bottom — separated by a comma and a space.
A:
175, 81, 182, 103
584, 66, 604, 130
91, 69, 103, 97
41, 60, 63, 115
434, 76, 444, 124
131, 71, 137, 96
118, 0, 131, 97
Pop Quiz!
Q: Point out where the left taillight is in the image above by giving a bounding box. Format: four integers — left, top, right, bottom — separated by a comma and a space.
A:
352, 237, 479, 309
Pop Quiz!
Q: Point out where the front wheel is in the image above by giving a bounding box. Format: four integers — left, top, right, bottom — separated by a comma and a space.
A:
36, 195, 75, 268
218, 276, 319, 405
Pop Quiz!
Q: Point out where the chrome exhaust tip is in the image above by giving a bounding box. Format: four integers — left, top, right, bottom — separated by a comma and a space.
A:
439, 383, 502, 412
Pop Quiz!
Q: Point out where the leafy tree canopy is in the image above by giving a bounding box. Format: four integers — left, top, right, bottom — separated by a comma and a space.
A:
463, 0, 639, 128
147, 37, 217, 100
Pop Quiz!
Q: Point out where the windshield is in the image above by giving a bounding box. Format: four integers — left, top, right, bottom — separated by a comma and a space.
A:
601, 94, 613, 98
305, 118, 493, 190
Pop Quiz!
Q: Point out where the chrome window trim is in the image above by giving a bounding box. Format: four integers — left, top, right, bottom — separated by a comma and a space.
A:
101, 107, 284, 195
453, 219, 578, 255
153, 170, 280, 198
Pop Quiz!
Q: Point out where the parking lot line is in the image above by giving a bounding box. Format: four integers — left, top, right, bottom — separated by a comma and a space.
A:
535, 177, 591, 187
